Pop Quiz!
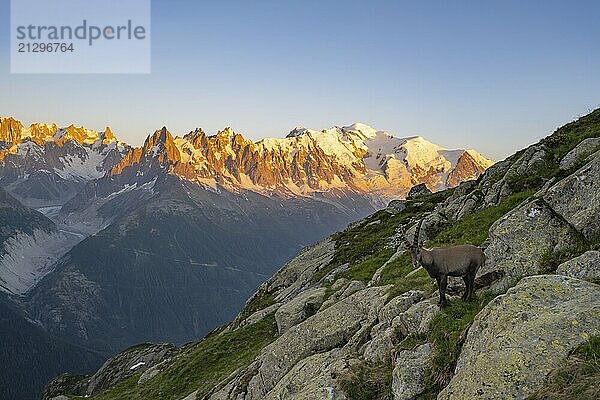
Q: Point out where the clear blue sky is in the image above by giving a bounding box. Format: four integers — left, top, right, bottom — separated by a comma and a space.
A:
1, 0, 599, 160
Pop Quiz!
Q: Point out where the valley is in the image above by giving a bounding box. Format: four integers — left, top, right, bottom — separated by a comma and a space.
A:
0, 117, 491, 399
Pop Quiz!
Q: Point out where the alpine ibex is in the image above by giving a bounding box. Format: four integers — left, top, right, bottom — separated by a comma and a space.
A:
397, 221, 486, 307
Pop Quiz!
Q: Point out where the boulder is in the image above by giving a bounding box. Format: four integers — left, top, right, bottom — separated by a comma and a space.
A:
387, 199, 407, 214
556, 250, 600, 282
440, 180, 479, 220
559, 137, 600, 170
275, 288, 326, 334
407, 184, 432, 199
378, 290, 424, 326
339, 280, 366, 299
236, 302, 281, 329
241, 286, 390, 399
180, 390, 198, 400
138, 359, 169, 385
320, 278, 350, 309
267, 239, 335, 303
392, 343, 432, 400
438, 275, 600, 400
362, 289, 424, 363
42, 373, 89, 400
363, 326, 396, 363
362, 292, 425, 362
480, 144, 547, 206
331, 278, 350, 291
395, 299, 439, 337
321, 263, 351, 284
264, 349, 348, 400
481, 198, 577, 291
423, 209, 449, 236
543, 152, 600, 240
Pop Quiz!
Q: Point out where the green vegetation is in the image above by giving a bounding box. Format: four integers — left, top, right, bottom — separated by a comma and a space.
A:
539, 235, 590, 273
537, 206, 599, 274
339, 360, 394, 400
541, 109, 600, 161
429, 190, 533, 247
508, 108, 600, 193
396, 333, 428, 351
338, 248, 395, 282
336, 191, 452, 267
528, 336, 600, 400
338, 334, 430, 400
326, 178, 539, 400
333, 188, 518, 399
311, 190, 454, 285
378, 253, 414, 285
379, 253, 436, 299
91, 314, 278, 400
421, 292, 496, 395
337, 294, 497, 400
236, 289, 277, 322
94, 109, 600, 400
376, 190, 532, 300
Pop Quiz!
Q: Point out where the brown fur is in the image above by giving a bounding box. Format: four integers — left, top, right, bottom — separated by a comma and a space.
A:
398, 222, 486, 307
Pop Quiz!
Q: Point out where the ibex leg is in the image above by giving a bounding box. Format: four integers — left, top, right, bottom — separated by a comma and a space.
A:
462, 275, 470, 301
437, 275, 448, 307
467, 272, 476, 301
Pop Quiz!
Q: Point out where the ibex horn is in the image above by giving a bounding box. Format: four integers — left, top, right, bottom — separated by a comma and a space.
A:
396, 225, 413, 248
413, 220, 424, 247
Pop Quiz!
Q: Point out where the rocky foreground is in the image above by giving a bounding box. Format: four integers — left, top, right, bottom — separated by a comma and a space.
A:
44, 110, 600, 400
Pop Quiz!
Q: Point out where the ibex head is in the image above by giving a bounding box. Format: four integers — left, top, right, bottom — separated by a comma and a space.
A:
397, 220, 424, 268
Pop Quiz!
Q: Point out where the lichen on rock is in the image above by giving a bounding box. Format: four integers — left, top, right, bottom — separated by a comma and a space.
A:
481, 199, 577, 291
543, 151, 600, 241
392, 343, 432, 400
556, 250, 600, 282
438, 275, 600, 400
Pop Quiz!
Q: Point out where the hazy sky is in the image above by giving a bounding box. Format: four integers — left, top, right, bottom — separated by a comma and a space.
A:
1, 0, 599, 160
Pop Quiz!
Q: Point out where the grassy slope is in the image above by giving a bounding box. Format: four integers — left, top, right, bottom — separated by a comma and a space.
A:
335, 191, 528, 400
89, 315, 278, 400
86, 109, 600, 399
337, 109, 600, 399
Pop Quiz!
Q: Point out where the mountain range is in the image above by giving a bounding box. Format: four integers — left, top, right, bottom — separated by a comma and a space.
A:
42, 108, 600, 400
0, 116, 492, 399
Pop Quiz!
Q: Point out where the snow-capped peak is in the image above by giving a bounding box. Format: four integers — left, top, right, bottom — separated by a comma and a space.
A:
0, 118, 131, 205
53, 124, 100, 145
0, 118, 122, 149
1, 117, 493, 201
341, 122, 380, 139
110, 122, 493, 200
465, 149, 495, 167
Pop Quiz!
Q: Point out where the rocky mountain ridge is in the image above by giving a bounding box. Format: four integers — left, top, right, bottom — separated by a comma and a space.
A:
109, 122, 493, 201
0, 117, 128, 209
46, 109, 600, 400
0, 117, 493, 300
0, 117, 492, 208
0, 116, 494, 400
